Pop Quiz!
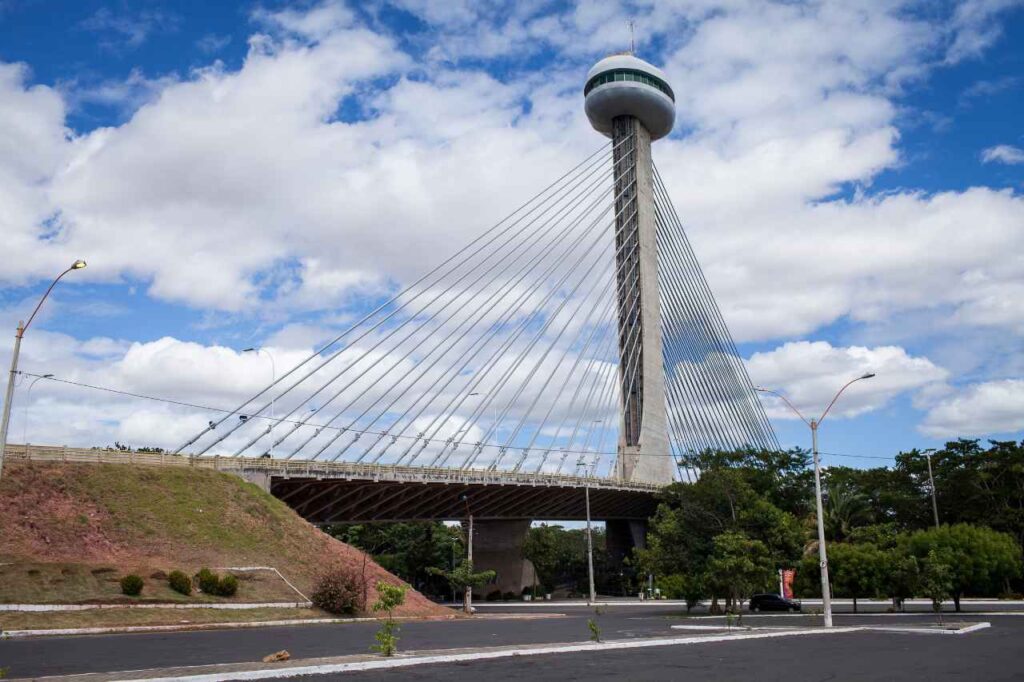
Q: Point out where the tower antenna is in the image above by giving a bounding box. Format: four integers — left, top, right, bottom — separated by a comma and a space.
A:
628, 20, 635, 54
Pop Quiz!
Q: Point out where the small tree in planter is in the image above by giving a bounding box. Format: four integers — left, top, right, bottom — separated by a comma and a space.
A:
371, 581, 407, 657
427, 560, 495, 614
921, 550, 953, 625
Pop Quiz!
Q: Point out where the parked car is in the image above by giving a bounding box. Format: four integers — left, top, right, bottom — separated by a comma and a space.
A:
749, 593, 801, 612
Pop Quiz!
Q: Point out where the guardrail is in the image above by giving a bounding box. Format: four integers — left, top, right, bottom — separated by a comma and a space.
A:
5, 443, 664, 492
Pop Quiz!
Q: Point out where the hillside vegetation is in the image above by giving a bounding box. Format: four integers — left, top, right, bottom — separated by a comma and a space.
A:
0, 461, 448, 617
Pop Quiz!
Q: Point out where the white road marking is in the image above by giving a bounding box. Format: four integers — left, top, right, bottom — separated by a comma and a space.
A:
129, 628, 863, 681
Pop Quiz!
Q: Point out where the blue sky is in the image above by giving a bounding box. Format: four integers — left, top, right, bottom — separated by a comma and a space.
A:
1, 0, 1022, 471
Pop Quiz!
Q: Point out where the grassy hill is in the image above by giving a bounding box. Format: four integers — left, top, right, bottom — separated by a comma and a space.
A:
0, 461, 448, 618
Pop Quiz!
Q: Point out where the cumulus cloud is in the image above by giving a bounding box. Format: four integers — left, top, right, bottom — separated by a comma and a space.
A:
981, 144, 1024, 164
2, 0, 1024, 447
746, 341, 949, 420
920, 379, 1024, 437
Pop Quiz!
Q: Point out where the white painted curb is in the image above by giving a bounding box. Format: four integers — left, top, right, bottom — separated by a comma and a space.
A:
0, 602, 311, 613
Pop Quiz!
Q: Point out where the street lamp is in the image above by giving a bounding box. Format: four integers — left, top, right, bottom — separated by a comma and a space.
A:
23, 373, 54, 446
584, 465, 597, 605
468, 392, 499, 433
756, 371, 875, 628
0, 260, 87, 480
460, 493, 474, 614
242, 347, 276, 457
921, 448, 940, 528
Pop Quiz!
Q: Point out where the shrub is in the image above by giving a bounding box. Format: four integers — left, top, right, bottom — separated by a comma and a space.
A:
193, 568, 240, 597
218, 574, 239, 597
311, 566, 366, 615
120, 574, 144, 596
485, 589, 502, 601
197, 568, 219, 594
168, 570, 192, 595
502, 591, 517, 601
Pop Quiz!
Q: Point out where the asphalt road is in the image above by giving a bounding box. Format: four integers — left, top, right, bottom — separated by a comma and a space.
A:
342, 621, 1024, 681
2, 603, 1022, 679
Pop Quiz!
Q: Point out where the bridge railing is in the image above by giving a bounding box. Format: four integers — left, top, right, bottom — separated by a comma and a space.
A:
4, 444, 664, 492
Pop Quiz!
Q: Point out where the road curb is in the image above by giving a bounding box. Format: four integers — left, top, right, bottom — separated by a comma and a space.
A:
0, 611, 565, 639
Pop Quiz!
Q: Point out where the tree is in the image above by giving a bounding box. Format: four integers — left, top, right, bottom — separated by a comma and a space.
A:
523, 524, 605, 594
828, 542, 885, 613
920, 550, 953, 623
884, 552, 919, 612
326, 522, 463, 598
427, 560, 496, 613
655, 573, 705, 612
371, 582, 407, 657
904, 524, 1022, 610
705, 531, 774, 611
824, 482, 872, 542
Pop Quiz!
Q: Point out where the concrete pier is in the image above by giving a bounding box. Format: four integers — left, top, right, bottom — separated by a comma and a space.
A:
470, 519, 537, 596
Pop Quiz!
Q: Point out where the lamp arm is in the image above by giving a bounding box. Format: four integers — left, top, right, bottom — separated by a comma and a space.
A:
818, 376, 867, 425
22, 267, 74, 335
757, 387, 811, 427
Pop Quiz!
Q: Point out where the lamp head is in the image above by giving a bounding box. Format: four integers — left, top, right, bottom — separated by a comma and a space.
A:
242, 347, 256, 353
43, 373, 54, 378
860, 372, 876, 380
71, 260, 87, 270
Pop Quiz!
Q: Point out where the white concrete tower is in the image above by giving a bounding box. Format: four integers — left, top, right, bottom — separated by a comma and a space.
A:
584, 54, 675, 484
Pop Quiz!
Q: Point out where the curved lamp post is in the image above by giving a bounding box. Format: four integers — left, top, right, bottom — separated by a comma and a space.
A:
23, 373, 54, 446
756, 372, 875, 628
0, 260, 87, 481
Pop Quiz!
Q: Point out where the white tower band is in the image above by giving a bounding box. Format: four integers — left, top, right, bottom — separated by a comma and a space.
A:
585, 54, 676, 484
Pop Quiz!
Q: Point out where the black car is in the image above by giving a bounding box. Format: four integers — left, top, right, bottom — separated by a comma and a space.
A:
749, 593, 801, 612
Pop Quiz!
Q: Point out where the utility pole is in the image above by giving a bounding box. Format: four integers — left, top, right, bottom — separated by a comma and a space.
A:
923, 448, 940, 528
585, 482, 596, 604
462, 494, 474, 614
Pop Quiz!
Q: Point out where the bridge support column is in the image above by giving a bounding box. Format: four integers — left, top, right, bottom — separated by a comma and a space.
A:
606, 519, 647, 564
469, 519, 536, 597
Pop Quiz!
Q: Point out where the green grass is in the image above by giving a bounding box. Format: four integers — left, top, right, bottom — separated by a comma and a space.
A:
0, 606, 331, 632
0, 563, 302, 604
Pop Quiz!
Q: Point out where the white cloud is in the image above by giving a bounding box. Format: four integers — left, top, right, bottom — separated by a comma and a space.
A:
2, 0, 1024, 451
981, 144, 1024, 164
920, 379, 1024, 437
746, 341, 949, 420
78, 7, 179, 50
944, 0, 1023, 64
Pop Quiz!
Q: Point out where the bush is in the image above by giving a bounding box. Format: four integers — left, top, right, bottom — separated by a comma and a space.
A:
120, 574, 144, 596
311, 567, 365, 615
168, 570, 192, 595
197, 568, 219, 594
502, 591, 517, 601
485, 589, 502, 601
218, 574, 239, 597
194, 568, 239, 597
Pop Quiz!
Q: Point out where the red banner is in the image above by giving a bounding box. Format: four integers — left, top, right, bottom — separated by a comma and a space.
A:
782, 569, 795, 599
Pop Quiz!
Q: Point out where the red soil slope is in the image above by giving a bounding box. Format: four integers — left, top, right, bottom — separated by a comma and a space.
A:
0, 461, 449, 617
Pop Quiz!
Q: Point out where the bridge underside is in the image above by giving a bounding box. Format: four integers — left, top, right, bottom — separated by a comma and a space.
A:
271, 477, 658, 524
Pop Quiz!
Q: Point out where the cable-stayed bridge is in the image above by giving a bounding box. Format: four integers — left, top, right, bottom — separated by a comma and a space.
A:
8, 54, 778, 594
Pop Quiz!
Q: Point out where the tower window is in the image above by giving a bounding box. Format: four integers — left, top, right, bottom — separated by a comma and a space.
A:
584, 68, 675, 101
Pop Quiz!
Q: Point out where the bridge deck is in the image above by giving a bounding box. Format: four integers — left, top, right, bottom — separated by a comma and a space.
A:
4, 445, 664, 521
